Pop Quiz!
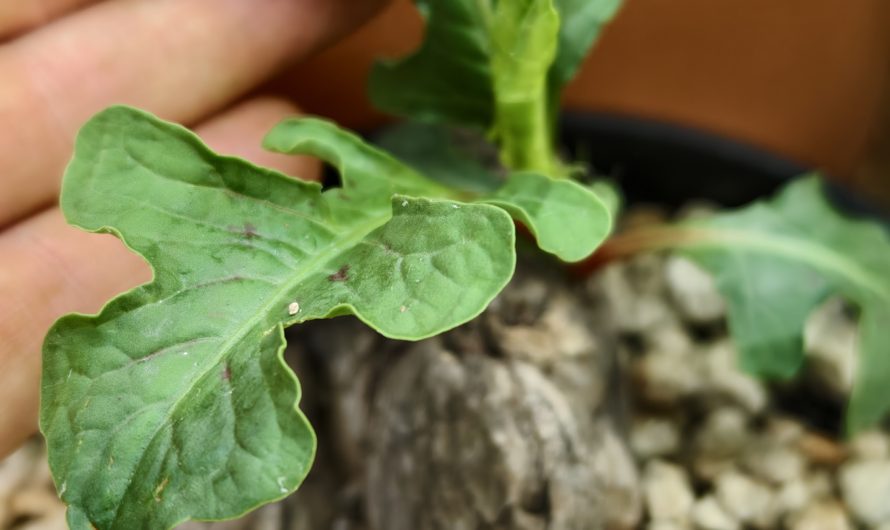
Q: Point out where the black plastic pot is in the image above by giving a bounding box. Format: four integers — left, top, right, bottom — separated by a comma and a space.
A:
560, 111, 888, 225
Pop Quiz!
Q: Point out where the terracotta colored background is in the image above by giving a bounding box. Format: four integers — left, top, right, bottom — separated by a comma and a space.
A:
272, 0, 890, 205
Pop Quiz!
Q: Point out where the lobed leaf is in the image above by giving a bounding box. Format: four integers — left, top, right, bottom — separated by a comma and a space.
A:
41, 107, 515, 529
369, 0, 494, 128
674, 177, 890, 431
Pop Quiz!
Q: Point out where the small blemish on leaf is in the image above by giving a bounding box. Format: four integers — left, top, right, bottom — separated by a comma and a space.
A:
222, 365, 231, 381
277, 476, 288, 493
242, 223, 258, 239
153, 477, 169, 502
327, 265, 350, 282
452, 204, 459, 209
401, 199, 408, 207
181, 351, 189, 356
400, 305, 407, 313
288, 302, 300, 315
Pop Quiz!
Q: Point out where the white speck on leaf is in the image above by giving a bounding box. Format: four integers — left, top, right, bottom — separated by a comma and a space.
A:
181, 351, 189, 356
59, 482, 67, 496
452, 204, 460, 209
277, 476, 288, 493
400, 305, 407, 313
288, 302, 300, 315
66, 369, 72, 381
401, 200, 408, 207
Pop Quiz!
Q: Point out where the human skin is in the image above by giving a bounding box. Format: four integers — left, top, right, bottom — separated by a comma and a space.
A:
0, 0, 389, 458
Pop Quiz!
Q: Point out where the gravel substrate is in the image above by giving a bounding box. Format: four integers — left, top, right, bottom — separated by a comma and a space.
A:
2, 249, 885, 530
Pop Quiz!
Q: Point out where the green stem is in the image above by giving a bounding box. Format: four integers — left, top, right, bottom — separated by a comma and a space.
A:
495, 85, 554, 175
488, 0, 560, 177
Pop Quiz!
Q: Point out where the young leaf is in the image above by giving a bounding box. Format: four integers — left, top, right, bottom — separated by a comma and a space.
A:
483, 172, 612, 262
370, 0, 623, 134
369, 0, 494, 128
41, 106, 515, 530
667, 177, 889, 431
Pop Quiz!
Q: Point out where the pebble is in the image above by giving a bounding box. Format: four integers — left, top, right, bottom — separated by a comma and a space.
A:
637, 351, 703, 406
742, 442, 805, 485
804, 470, 834, 500
774, 478, 812, 516
714, 470, 774, 526
646, 321, 695, 356
694, 408, 749, 460
788, 501, 852, 530
631, 418, 681, 459
592, 264, 674, 334
692, 408, 750, 482
691, 495, 739, 530
803, 297, 858, 396
664, 256, 726, 324
643, 460, 695, 523
647, 521, 691, 530
848, 430, 889, 461
838, 460, 890, 526
700, 342, 768, 414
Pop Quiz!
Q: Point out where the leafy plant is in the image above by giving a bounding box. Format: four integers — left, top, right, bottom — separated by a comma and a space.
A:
40, 1, 616, 528
38, 0, 889, 529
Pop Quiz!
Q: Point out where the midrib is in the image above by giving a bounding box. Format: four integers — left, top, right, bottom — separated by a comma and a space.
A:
107, 211, 389, 527
679, 227, 889, 300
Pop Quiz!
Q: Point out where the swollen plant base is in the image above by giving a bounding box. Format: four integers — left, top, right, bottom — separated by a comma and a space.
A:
281, 260, 640, 530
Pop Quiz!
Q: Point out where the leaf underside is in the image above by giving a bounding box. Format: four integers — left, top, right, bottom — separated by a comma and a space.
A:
678, 177, 890, 431
40, 107, 516, 530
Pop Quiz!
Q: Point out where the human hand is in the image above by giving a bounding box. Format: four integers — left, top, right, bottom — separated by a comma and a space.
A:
0, 0, 388, 458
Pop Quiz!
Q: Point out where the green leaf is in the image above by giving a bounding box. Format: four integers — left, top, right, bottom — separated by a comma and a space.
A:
374, 121, 504, 194
483, 172, 612, 261
673, 177, 890, 431
41, 106, 516, 530
370, 122, 614, 260
369, 0, 494, 128
370, 0, 623, 136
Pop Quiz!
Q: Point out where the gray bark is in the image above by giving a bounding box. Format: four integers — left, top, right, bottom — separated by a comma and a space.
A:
282, 263, 641, 530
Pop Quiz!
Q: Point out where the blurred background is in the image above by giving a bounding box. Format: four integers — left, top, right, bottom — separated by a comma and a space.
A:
269, 0, 890, 212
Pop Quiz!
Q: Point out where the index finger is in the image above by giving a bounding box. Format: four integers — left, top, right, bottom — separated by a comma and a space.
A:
0, 0, 388, 228
0, 0, 100, 39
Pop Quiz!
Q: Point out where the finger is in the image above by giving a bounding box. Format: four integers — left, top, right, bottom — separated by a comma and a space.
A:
0, 0, 101, 40
0, 0, 388, 227
0, 97, 319, 458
